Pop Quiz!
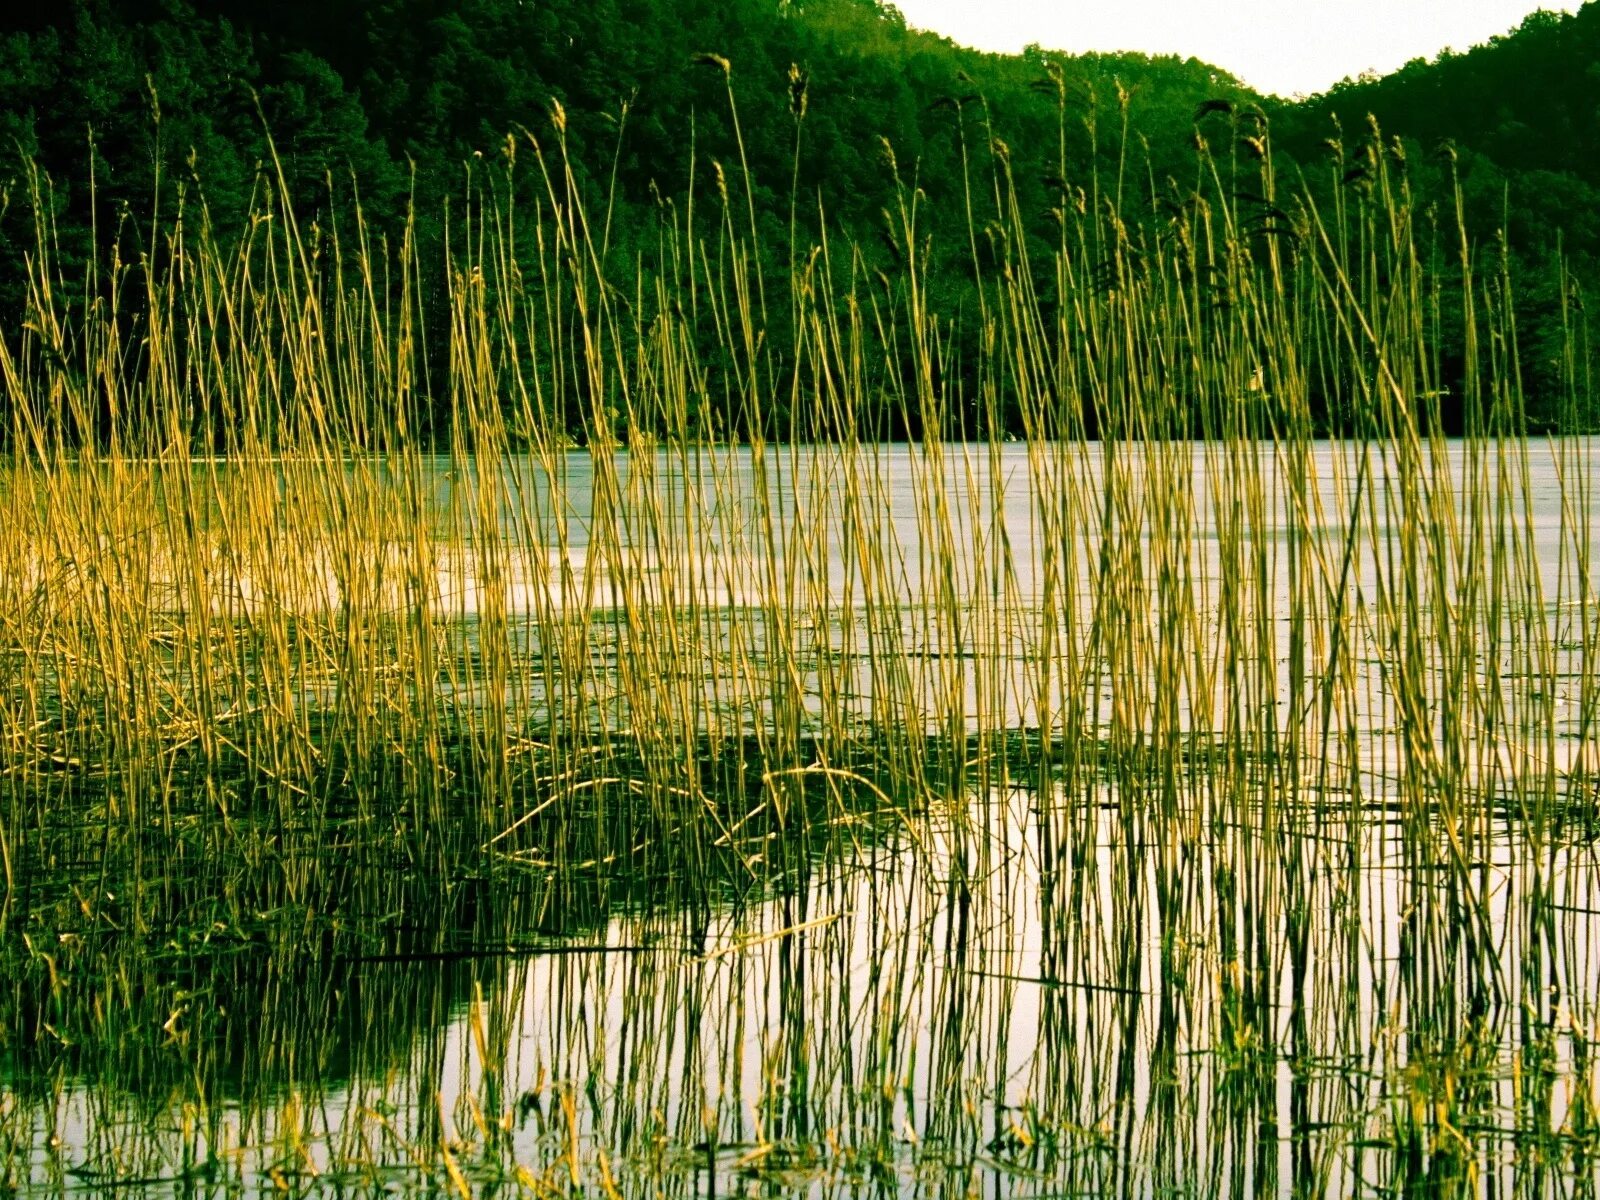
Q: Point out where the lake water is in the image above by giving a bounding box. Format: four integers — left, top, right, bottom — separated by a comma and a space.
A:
6, 438, 1600, 1196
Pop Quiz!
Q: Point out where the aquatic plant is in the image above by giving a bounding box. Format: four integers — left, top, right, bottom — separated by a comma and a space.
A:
0, 78, 1595, 1196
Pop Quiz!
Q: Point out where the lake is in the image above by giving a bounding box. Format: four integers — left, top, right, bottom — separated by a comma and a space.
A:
4, 437, 1598, 1196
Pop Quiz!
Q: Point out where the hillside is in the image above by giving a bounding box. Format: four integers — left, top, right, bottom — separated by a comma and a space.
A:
0, 0, 1259, 235
0, 0, 1593, 432
1277, 5, 1600, 261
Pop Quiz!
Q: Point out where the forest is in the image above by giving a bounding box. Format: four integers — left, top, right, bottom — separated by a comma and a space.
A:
0, 0, 1594, 437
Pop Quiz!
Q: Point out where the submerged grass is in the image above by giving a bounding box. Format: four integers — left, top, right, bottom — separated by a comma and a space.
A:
0, 84, 1597, 1195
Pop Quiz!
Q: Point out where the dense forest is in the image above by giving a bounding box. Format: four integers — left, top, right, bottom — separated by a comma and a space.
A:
0, 0, 1594, 437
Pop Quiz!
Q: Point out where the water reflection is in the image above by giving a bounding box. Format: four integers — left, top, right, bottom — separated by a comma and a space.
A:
7, 777, 1599, 1196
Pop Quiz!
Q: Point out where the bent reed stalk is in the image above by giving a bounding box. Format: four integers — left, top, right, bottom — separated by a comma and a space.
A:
0, 96, 1593, 939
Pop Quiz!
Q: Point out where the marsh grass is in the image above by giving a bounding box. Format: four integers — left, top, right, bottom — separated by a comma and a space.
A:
0, 81, 1597, 1195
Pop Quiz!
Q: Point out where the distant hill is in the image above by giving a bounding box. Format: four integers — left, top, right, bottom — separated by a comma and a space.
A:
1274, 5, 1600, 259
0, 0, 1593, 430
1294, 7, 1598, 182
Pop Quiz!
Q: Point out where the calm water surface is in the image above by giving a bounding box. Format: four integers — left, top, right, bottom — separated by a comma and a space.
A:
10, 439, 1600, 1196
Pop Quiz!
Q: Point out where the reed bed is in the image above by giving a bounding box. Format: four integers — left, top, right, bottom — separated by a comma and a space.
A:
0, 90, 1597, 1195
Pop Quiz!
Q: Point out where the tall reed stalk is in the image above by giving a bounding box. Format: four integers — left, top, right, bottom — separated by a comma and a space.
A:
0, 76, 1597, 1195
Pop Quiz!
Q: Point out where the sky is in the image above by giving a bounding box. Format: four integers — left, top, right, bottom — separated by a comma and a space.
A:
884, 1, 1577, 98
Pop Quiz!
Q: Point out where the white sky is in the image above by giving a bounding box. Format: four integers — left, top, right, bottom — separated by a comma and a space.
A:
887, 1, 1577, 98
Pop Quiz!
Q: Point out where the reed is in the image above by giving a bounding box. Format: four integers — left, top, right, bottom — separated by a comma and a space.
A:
0, 80, 1596, 1196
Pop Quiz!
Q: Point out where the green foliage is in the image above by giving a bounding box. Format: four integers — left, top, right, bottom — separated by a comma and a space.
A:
0, 0, 1594, 432
1269, 4, 1600, 425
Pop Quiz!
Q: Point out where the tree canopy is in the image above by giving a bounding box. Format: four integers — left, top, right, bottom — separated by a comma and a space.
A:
0, 0, 1594, 433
